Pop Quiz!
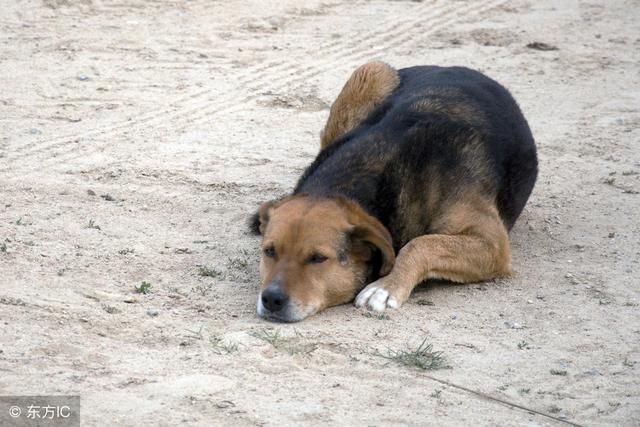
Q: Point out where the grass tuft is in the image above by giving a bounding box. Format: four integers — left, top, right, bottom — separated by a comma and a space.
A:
374, 338, 447, 370
250, 328, 317, 355
198, 266, 223, 278
362, 311, 390, 320
184, 325, 204, 340
102, 304, 120, 314
191, 283, 213, 296
134, 281, 152, 294
210, 336, 240, 355
250, 328, 281, 346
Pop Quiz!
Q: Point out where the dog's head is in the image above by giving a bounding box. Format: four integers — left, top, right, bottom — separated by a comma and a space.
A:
250, 194, 395, 322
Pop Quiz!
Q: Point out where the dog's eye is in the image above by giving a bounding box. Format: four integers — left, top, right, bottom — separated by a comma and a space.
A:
263, 246, 276, 258
307, 253, 328, 264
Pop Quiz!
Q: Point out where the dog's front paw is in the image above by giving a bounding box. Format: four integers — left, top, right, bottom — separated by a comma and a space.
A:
355, 278, 406, 312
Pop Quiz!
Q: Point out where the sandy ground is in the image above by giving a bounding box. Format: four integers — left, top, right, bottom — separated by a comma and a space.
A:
1, 0, 639, 425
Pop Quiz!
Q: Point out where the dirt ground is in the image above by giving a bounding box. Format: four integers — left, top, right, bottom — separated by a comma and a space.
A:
1, 0, 639, 425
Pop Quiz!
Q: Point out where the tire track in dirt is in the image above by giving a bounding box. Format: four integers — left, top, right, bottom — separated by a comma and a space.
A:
185, 0, 508, 129
134, 0, 462, 130
171, 0, 505, 134
2, 0, 447, 167
3, 1, 407, 162
151, 0, 506, 132
3, 0, 443, 167
6, 0, 506, 175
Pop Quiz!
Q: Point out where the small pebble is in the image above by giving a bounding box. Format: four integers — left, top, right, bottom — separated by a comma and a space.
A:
565, 272, 579, 285
147, 308, 159, 317
505, 321, 523, 329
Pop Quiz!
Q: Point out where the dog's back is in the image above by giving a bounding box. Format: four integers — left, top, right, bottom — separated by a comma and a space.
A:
295, 66, 537, 249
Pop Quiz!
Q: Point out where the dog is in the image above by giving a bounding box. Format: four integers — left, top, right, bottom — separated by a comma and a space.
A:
250, 61, 537, 322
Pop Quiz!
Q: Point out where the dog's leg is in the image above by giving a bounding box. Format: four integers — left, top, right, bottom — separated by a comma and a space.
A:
320, 61, 399, 149
355, 203, 511, 311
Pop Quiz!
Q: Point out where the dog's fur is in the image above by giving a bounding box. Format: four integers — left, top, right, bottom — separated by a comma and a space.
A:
251, 61, 538, 322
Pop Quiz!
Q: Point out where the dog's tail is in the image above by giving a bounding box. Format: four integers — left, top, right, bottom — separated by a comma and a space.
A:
320, 61, 399, 149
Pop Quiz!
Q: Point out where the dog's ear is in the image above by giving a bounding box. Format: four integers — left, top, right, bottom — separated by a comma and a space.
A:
249, 200, 277, 235
338, 198, 395, 276
349, 222, 395, 276
249, 194, 307, 235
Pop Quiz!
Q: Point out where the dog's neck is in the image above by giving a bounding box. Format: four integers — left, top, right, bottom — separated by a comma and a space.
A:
294, 131, 396, 221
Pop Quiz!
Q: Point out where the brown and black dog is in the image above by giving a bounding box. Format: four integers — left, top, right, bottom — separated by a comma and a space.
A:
251, 61, 537, 322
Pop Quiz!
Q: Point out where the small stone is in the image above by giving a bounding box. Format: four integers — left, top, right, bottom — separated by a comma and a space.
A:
505, 321, 524, 329
147, 308, 159, 317
77, 74, 90, 81
565, 272, 579, 285
215, 400, 235, 409
526, 41, 559, 51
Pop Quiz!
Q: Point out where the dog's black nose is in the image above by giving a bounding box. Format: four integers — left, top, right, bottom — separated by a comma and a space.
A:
261, 286, 289, 313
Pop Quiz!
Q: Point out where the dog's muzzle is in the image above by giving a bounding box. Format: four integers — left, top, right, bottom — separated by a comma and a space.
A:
256, 284, 316, 322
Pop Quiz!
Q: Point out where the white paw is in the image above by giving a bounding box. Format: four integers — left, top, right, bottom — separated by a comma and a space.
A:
355, 282, 400, 312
